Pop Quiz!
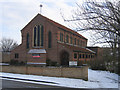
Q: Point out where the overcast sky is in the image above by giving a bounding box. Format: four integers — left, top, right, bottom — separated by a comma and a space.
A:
0, 0, 100, 46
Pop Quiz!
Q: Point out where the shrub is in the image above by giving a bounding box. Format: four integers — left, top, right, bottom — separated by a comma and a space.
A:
51, 61, 58, 66
46, 58, 58, 66
19, 61, 26, 65
86, 59, 106, 70
46, 58, 51, 66
10, 60, 26, 66
10, 60, 18, 65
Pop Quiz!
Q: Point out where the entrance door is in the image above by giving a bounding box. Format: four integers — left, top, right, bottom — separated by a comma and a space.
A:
60, 50, 69, 66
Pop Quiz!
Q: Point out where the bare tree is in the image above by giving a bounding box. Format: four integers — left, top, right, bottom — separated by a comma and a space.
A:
62, 0, 120, 74
0, 38, 18, 52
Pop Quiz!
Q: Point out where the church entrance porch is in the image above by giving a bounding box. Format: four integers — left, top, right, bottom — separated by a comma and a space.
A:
60, 50, 69, 66
27, 49, 46, 66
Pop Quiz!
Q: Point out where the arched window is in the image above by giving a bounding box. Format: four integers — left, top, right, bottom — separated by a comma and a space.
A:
26, 33, 29, 49
37, 25, 40, 46
70, 36, 72, 44
77, 39, 79, 46
74, 38, 76, 45
66, 35, 69, 43
33, 25, 44, 47
60, 33, 63, 42
34, 27, 37, 46
41, 25, 44, 46
48, 31, 52, 48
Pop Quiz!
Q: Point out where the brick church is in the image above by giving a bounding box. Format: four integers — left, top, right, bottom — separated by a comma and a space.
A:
10, 13, 95, 66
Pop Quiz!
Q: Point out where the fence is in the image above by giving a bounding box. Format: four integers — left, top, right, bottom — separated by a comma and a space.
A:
2, 65, 88, 80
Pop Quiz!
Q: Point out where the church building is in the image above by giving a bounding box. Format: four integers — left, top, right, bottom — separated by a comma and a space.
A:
10, 14, 95, 66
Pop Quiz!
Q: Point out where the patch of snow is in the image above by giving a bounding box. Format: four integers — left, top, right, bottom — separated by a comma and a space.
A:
88, 69, 119, 88
0, 69, 119, 88
0, 63, 9, 65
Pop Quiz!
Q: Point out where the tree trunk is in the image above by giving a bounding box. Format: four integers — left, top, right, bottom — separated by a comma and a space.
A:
118, 39, 120, 75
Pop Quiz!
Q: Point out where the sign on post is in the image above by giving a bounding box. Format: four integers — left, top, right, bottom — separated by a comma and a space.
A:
69, 61, 77, 66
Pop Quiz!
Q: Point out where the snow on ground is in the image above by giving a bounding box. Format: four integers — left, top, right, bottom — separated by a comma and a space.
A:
0, 63, 9, 65
0, 69, 119, 88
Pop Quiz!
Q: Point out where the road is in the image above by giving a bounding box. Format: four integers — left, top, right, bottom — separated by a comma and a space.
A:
2, 79, 65, 88
2, 79, 117, 90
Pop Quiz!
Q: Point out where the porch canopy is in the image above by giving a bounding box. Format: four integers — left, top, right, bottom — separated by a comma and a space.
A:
28, 49, 46, 54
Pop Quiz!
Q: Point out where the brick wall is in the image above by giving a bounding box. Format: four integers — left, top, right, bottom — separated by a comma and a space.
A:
10, 14, 94, 65
2, 65, 88, 80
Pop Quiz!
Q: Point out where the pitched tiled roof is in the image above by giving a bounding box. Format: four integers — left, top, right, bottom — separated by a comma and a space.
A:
21, 13, 87, 40
59, 42, 95, 54
38, 14, 87, 40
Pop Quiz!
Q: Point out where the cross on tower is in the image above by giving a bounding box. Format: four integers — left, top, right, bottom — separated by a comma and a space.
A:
40, 4, 43, 14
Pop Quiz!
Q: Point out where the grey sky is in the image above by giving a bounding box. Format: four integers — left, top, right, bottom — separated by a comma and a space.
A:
0, 0, 100, 46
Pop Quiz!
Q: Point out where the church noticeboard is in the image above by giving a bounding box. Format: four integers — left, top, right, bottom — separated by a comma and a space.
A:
69, 61, 77, 66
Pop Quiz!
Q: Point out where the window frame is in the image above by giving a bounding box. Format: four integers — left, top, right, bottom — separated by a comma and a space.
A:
79, 54, 81, 58
15, 53, 19, 58
74, 53, 77, 59
70, 36, 72, 44
77, 39, 79, 46
26, 33, 29, 49
82, 54, 85, 58
74, 38, 76, 45
60, 32, 63, 42
48, 31, 52, 48
33, 27, 37, 47
66, 35, 69, 43
33, 25, 44, 47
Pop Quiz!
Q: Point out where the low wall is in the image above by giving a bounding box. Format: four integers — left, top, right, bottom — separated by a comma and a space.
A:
2, 66, 88, 80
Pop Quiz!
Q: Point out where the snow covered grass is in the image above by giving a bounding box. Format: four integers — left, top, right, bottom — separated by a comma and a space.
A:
0, 63, 9, 65
0, 69, 119, 88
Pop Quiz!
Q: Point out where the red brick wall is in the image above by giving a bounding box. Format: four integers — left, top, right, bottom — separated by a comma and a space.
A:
10, 14, 91, 65
27, 53, 46, 63
11, 14, 59, 63
10, 44, 27, 62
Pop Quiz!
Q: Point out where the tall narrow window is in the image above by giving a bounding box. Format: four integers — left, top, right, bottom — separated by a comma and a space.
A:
26, 33, 29, 49
81, 41, 83, 47
48, 31, 52, 48
77, 39, 79, 46
79, 54, 81, 58
79, 41, 81, 46
33, 25, 44, 47
89, 55, 90, 58
37, 25, 40, 46
74, 38, 76, 45
86, 54, 88, 58
70, 36, 72, 44
60, 33, 63, 42
83, 54, 85, 58
80, 40, 82, 47
41, 25, 44, 46
34, 27, 37, 46
66, 35, 69, 43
